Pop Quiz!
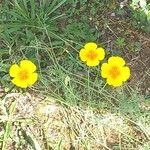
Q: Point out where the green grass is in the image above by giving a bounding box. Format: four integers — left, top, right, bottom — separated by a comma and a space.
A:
0, 0, 150, 149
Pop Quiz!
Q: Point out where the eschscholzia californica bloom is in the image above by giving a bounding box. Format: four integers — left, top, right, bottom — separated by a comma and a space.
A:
79, 42, 105, 67
9, 60, 38, 88
101, 56, 130, 87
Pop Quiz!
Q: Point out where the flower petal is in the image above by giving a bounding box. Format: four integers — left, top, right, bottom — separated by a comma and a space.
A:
101, 63, 110, 78
84, 42, 97, 50
27, 73, 38, 85
108, 56, 125, 67
20, 60, 37, 73
9, 64, 20, 77
86, 59, 99, 67
107, 78, 123, 87
79, 48, 88, 62
96, 48, 105, 60
121, 66, 130, 81
12, 78, 28, 88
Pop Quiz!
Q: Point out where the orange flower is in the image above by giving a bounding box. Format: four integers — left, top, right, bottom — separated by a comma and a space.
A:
101, 56, 130, 87
79, 42, 105, 66
9, 60, 38, 88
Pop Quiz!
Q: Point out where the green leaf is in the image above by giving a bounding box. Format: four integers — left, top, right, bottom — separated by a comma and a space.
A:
0, 49, 9, 55
21, 129, 42, 150
1, 102, 16, 150
47, 0, 67, 15
30, 0, 36, 20
147, 11, 150, 21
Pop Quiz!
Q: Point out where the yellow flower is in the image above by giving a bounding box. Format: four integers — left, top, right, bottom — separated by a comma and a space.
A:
9, 60, 38, 88
79, 42, 105, 66
101, 56, 130, 87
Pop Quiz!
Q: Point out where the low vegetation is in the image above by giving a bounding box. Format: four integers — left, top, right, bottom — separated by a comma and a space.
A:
0, 0, 149, 149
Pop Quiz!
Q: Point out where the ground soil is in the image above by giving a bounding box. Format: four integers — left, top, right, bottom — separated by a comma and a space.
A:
94, 11, 150, 96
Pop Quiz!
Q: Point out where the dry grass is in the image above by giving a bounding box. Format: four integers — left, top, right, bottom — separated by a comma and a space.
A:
0, 92, 150, 150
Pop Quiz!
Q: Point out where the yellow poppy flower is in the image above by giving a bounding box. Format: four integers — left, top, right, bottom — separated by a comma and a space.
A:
9, 60, 38, 88
79, 42, 105, 66
101, 56, 130, 87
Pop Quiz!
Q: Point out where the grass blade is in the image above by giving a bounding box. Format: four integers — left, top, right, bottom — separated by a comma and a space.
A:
48, 0, 66, 15
1, 101, 16, 150
21, 129, 42, 150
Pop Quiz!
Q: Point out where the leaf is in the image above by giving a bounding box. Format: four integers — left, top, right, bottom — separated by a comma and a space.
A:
0, 63, 10, 72
21, 129, 42, 150
47, 0, 67, 15
0, 49, 9, 55
147, 11, 150, 22
1, 121, 12, 150
30, 0, 36, 20
1, 102, 16, 150
9, 101, 16, 115
55, 139, 62, 150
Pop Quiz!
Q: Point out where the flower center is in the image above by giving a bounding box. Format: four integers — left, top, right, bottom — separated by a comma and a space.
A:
19, 69, 29, 80
109, 66, 121, 79
87, 50, 98, 60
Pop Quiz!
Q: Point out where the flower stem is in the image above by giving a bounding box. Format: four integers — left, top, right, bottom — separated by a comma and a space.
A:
87, 68, 90, 103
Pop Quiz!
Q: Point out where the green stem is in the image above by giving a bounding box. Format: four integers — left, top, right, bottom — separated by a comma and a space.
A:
87, 68, 90, 103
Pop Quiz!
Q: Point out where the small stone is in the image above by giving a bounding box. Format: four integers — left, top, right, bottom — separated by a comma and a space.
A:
110, 12, 116, 17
